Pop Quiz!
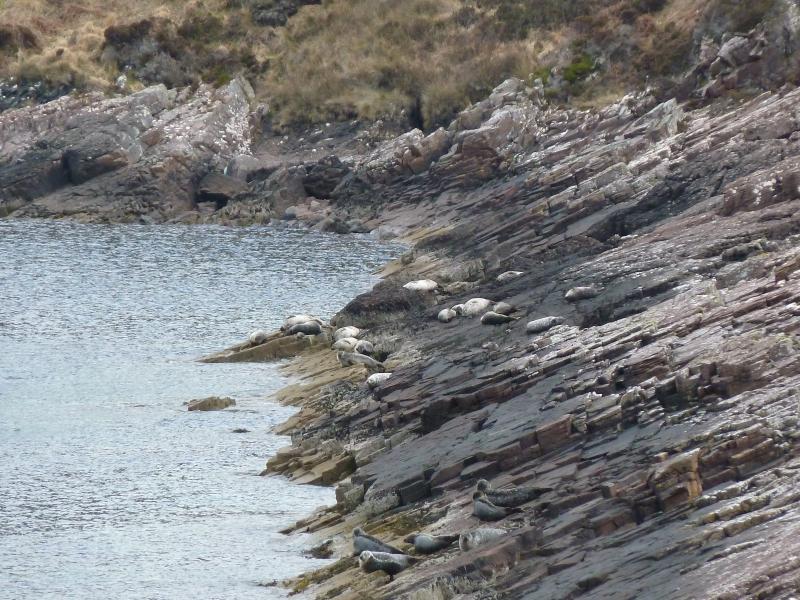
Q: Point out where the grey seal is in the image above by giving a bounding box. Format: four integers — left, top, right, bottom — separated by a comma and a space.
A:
355, 340, 374, 355
473, 491, 521, 521
480, 311, 517, 325
492, 302, 516, 315
333, 326, 361, 341
462, 298, 493, 317
352, 527, 403, 556
565, 286, 598, 301
476, 479, 553, 507
438, 308, 457, 323
332, 337, 359, 351
404, 533, 458, 554
281, 314, 321, 331
458, 527, 507, 551
338, 351, 384, 371
248, 329, 269, 344
286, 321, 323, 335
496, 271, 524, 283
358, 551, 417, 580
403, 279, 438, 292
367, 372, 392, 389
526, 316, 564, 334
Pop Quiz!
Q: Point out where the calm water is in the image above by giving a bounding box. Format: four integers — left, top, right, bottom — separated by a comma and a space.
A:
0, 221, 400, 600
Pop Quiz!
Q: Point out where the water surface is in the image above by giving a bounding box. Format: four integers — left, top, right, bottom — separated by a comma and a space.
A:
0, 221, 401, 600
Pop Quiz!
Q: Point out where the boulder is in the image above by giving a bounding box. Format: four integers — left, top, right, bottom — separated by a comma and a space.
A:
196, 172, 247, 208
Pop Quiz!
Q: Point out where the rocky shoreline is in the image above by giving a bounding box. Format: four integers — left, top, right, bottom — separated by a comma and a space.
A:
5, 7, 800, 596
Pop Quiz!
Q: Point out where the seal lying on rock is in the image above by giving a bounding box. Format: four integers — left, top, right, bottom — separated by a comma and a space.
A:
403, 279, 438, 292
438, 308, 457, 323
333, 337, 359, 351
458, 528, 507, 551
367, 372, 392, 389
564, 286, 599, 301
497, 271, 524, 283
404, 533, 458, 554
462, 298, 493, 317
480, 311, 517, 325
355, 340, 374, 355
526, 316, 564, 334
353, 528, 403, 556
338, 351, 385, 371
281, 314, 321, 331
476, 479, 552, 507
286, 321, 323, 336
248, 329, 269, 345
473, 491, 521, 521
451, 304, 465, 315
333, 326, 361, 341
358, 551, 417, 580
492, 302, 516, 315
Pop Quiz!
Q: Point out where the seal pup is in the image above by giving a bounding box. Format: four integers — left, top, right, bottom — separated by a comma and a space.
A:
438, 308, 457, 323
564, 286, 599, 301
497, 271, 524, 283
403, 279, 438, 292
526, 316, 564, 334
462, 298, 493, 317
404, 533, 458, 554
286, 321, 323, 336
367, 372, 392, 389
248, 329, 269, 345
480, 311, 517, 325
332, 337, 359, 352
338, 351, 384, 371
473, 491, 521, 521
353, 527, 403, 556
358, 551, 417, 580
476, 479, 552, 507
458, 528, 506, 551
333, 326, 361, 341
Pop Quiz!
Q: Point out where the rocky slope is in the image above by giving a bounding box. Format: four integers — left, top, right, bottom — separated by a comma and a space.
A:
4, 4, 800, 599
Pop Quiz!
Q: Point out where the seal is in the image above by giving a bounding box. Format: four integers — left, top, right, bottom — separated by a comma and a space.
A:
476, 479, 553, 507
496, 270, 524, 283
458, 527, 507, 552
403, 279, 438, 292
366, 372, 392, 389
338, 351, 384, 371
332, 337, 359, 352
281, 314, 321, 331
451, 304, 465, 316
404, 533, 458, 554
286, 321, 323, 336
358, 551, 417, 580
334, 326, 361, 341
473, 491, 521, 521
353, 527, 403, 555
526, 316, 565, 334
355, 340, 374, 355
248, 329, 269, 345
565, 286, 599, 301
438, 308, 457, 323
480, 311, 517, 325
462, 298, 493, 317
492, 302, 515, 315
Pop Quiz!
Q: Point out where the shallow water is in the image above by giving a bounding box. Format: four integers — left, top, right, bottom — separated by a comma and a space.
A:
0, 221, 401, 600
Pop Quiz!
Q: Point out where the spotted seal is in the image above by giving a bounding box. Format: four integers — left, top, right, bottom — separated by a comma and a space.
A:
366, 372, 392, 389
438, 308, 457, 323
462, 298, 493, 317
333, 326, 361, 341
403, 279, 438, 292
458, 527, 507, 551
480, 311, 517, 325
473, 491, 521, 521
248, 329, 269, 345
525, 316, 564, 334
286, 321, 323, 336
338, 351, 384, 371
